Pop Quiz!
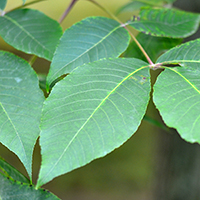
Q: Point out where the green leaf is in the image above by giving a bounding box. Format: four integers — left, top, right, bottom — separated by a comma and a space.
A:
47, 17, 130, 88
0, 157, 30, 184
116, 1, 151, 15
124, 33, 182, 62
0, 174, 60, 200
153, 39, 200, 143
0, 0, 7, 10
0, 51, 45, 178
37, 58, 150, 187
128, 8, 200, 38
0, 9, 62, 61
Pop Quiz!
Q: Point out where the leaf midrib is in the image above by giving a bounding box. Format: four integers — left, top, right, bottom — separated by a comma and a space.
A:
168, 67, 200, 95
0, 102, 26, 159
3, 14, 52, 55
40, 65, 148, 184
48, 23, 124, 84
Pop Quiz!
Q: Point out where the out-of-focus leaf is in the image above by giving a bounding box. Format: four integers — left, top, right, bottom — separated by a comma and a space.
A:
0, 51, 44, 178
37, 58, 151, 187
47, 17, 130, 88
124, 33, 182, 62
0, 173, 60, 200
0, 0, 7, 10
165, 0, 176, 3
128, 8, 200, 38
154, 39, 200, 143
116, 1, 151, 15
0, 9, 62, 61
0, 157, 30, 184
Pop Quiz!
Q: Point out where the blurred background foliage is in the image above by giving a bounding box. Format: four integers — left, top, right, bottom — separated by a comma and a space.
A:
1, 0, 200, 199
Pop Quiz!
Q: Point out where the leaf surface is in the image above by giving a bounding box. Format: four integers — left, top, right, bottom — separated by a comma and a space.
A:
0, 9, 62, 61
0, 0, 6, 10
0, 51, 44, 178
116, 1, 151, 15
0, 157, 30, 184
128, 8, 200, 38
47, 17, 130, 87
37, 58, 151, 186
0, 175, 60, 200
154, 39, 200, 143
124, 33, 182, 62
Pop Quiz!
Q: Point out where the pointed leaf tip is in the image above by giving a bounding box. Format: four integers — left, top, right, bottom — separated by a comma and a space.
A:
47, 16, 130, 87
37, 58, 151, 186
0, 9, 62, 61
0, 51, 44, 177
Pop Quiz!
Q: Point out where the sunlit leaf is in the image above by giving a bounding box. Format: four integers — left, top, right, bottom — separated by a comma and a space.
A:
0, 51, 44, 178
37, 58, 150, 187
0, 9, 62, 61
154, 39, 200, 143
128, 8, 200, 38
47, 17, 130, 88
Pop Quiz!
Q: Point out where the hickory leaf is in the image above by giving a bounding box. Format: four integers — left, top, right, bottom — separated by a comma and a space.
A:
0, 51, 44, 178
37, 58, 151, 187
154, 39, 200, 143
0, 9, 62, 61
47, 17, 130, 88
128, 8, 200, 38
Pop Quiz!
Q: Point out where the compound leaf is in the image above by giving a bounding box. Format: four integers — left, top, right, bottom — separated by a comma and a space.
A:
0, 51, 44, 178
0, 9, 62, 61
128, 8, 200, 38
47, 17, 130, 88
37, 58, 150, 187
154, 39, 200, 143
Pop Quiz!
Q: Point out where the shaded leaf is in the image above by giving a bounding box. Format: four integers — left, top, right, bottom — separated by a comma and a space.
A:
47, 17, 130, 88
0, 9, 62, 61
154, 39, 200, 143
124, 33, 182, 62
128, 8, 200, 38
116, 1, 151, 15
37, 58, 150, 187
0, 174, 60, 200
0, 0, 7, 10
0, 51, 44, 178
0, 157, 30, 184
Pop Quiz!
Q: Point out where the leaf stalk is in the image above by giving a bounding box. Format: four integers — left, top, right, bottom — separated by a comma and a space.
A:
86, 0, 154, 65
59, 0, 78, 24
